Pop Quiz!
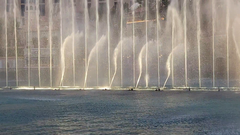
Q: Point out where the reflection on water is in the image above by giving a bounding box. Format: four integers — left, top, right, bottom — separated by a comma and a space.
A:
0, 90, 240, 134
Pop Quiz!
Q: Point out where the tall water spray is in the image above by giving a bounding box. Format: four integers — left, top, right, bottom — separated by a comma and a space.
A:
196, 0, 201, 87
84, 0, 89, 87
5, 0, 8, 86
84, 36, 107, 88
1, 0, 239, 89
60, 0, 63, 86
36, 0, 41, 87
226, 0, 230, 87
184, 0, 188, 87
27, 0, 31, 86
163, 45, 180, 88
60, 32, 83, 86
49, 0, 53, 87
136, 44, 146, 88
171, 11, 175, 87
14, 1, 18, 86
107, 0, 111, 86
212, 0, 215, 87
60, 36, 70, 86
163, 51, 173, 88
120, 0, 123, 86
95, 0, 99, 87
110, 41, 122, 87
145, 0, 149, 88
156, 0, 160, 87
131, 1, 141, 87
71, 0, 76, 86
132, 0, 136, 87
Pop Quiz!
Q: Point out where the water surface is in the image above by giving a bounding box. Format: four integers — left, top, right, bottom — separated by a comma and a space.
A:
0, 90, 240, 135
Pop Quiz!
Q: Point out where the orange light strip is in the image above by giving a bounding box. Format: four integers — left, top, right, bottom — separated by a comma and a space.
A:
127, 19, 156, 24
127, 18, 165, 24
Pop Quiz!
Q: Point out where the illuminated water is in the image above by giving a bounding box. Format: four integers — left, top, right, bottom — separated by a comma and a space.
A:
1, 90, 240, 134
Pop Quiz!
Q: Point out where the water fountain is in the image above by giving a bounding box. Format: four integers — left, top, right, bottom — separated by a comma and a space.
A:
14, 0, 18, 86
212, 0, 215, 87
107, 0, 111, 86
49, 0, 53, 87
120, 0, 123, 87
71, 0, 76, 86
183, 0, 187, 87
4, 0, 8, 87
84, 0, 89, 87
110, 40, 120, 87
96, 0, 99, 86
84, 35, 107, 88
60, 32, 83, 86
131, 0, 136, 87
196, 0, 201, 87
36, 0, 41, 87
136, 43, 146, 88
226, 0, 230, 87
1, 0, 240, 90
27, 0, 30, 86
156, 0, 160, 88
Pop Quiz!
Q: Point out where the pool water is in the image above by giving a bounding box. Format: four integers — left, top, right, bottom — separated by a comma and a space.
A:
0, 90, 240, 134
